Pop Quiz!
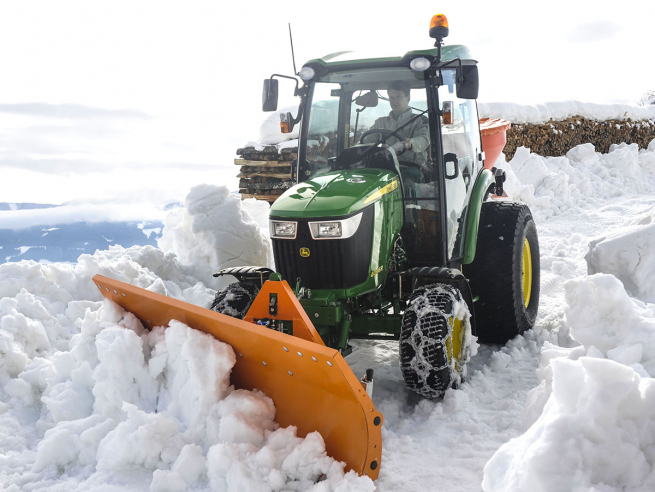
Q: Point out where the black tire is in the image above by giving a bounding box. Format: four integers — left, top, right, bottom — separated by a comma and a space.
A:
399, 284, 471, 398
465, 201, 540, 344
210, 282, 259, 319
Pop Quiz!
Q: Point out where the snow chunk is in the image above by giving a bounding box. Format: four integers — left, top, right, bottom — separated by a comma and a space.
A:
150, 469, 187, 492
586, 217, 655, 303
483, 357, 655, 492
158, 184, 272, 290
96, 402, 184, 471
564, 274, 655, 373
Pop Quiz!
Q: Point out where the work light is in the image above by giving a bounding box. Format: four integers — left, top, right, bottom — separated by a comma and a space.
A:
410, 57, 431, 72
298, 66, 315, 81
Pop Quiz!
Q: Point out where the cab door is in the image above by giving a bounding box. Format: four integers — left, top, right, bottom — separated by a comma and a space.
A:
438, 69, 482, 263
398, 84, 443, 267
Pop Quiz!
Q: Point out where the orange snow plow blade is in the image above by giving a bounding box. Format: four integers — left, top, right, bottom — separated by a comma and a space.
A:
93, 275, 383, 480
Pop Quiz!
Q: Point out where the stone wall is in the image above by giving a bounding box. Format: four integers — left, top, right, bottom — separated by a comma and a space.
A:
503, 117, 655, 161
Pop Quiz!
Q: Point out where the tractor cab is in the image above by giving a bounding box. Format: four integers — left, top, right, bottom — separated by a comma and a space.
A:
263, 36, 483, 268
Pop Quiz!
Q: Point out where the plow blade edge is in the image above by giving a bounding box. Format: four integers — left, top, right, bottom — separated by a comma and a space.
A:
93, 275, 383, 480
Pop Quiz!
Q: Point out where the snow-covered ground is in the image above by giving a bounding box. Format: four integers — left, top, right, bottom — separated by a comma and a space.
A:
478, 101, 655, 125
1, 138, 655, 491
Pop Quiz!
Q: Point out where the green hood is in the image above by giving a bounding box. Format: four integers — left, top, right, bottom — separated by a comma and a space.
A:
270, 168, 399, 218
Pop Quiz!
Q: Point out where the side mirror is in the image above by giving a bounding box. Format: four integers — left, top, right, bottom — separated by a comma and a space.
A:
262, 79, 279, 112
355, 91, 378, 108
456, 65, 479, 100
444, 153, 459, 180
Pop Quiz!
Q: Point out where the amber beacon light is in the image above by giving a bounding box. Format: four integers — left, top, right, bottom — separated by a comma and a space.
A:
429, 14, 449, 40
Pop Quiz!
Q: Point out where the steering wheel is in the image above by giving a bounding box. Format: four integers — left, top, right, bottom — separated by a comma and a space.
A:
359, 129, 407, 156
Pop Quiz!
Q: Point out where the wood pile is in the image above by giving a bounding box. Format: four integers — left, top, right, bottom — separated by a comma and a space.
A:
236, 145, 298, 203
504, 116, 655, 160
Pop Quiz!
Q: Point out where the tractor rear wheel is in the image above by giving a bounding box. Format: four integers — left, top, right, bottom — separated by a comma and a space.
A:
399, 284, 472, 398
210, 282, 259, 319
465, 201, 540, 344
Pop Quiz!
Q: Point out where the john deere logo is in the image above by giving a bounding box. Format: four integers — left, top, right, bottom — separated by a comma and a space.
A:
300, 247, 310, 257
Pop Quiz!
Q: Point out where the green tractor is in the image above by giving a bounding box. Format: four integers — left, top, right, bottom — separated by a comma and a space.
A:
213, 16, 540, 398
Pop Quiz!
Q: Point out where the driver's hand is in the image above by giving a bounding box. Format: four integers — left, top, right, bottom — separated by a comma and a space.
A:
391, 142, 404, 153
402, 139, 413, 150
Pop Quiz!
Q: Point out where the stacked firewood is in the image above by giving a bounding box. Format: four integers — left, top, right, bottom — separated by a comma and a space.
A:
236, 145, 298, 203
504, 116, 655, 160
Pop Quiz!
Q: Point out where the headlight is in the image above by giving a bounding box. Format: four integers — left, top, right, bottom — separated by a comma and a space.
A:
318, 222, 342, 237
270, 221, 297, 239
309, 212, 363, 240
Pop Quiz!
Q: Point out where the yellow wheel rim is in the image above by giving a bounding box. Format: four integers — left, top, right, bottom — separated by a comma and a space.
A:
522, 238, 532, 308
446, 317, 464, 373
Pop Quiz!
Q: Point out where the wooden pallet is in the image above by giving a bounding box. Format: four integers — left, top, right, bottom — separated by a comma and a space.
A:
236, 147, 297, 204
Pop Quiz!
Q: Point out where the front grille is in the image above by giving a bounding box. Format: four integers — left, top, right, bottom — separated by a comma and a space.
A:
272, 207, 374, 290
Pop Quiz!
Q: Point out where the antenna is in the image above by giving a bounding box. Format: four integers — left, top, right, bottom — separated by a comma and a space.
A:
288, 23, 297, 75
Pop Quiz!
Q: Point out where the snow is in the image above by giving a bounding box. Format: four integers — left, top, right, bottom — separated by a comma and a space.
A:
251, 106, 300, 146
479, 101, 655, 124
2, 137, 655, 490
586, 221, 655, 303
483, 356, 655, 492
157, 184, 273, 290
0, 278, 371, 491
494, 141, 655, 221
479, 142, 655, 490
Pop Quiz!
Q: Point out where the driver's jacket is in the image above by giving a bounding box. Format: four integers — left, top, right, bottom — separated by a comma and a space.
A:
370, 108, 430, 166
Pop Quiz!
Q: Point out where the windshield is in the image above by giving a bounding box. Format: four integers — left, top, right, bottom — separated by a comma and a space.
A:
301, 67, 429, 181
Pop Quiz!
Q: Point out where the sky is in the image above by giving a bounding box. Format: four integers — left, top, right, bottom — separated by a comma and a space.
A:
0, 0, 653, 216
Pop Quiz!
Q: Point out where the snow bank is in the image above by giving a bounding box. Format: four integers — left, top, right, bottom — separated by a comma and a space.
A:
483, 356, 655, 491
482, 182, 655, 491
0, 186, 373, 490
497, 142, 655, 221
157, 184, 272, 290
479, 101, 655, 125
563, 274, 655, 376
484, 269, 655, 491
586, 210, 655, 303
0, 267, 373, 491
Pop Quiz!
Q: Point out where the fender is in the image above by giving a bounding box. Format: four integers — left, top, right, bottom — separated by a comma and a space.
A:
462, 168, 494, 264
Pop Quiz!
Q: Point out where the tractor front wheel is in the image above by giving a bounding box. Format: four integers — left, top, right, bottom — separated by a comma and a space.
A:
399, 284, 472, 399
210, 282, 259, 319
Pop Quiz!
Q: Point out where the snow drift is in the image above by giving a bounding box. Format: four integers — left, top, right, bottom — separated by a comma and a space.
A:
4, 139, 655, 491
483, 272, 655, 491
497, 141, 655, 221
586, 209, 655, 304
157, 184, 272, 290
0, 186, 372, 491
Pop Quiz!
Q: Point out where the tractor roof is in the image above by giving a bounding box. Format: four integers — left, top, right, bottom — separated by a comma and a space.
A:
304, 45, 473, 69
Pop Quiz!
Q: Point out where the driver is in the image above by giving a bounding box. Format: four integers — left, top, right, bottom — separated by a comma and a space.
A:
369, 81, 430, 172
